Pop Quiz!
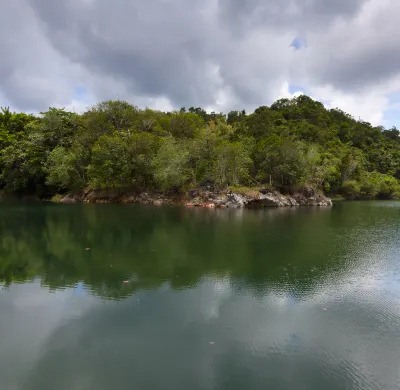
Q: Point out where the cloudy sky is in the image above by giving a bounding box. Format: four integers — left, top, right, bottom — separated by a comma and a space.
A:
1, 0, 400, 127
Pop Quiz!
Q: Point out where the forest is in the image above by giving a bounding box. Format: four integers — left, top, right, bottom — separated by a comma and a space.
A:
0, 95, 399, 200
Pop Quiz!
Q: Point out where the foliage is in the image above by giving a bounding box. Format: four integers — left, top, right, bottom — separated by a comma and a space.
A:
212, 140, 253, 187
152, 137, 190, 190
46, 146, 86, 190
340, 181, 361, 199
0, 96, 399, 199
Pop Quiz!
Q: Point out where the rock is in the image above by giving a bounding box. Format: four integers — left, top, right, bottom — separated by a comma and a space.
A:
214, 196, 228, 207
59, 188, 332, 208
189, 189, 199, 199
60, 194, 79, 203
225, 191, 247, 208
292, 192, 332, 207
223, 190, 331, 209
190, 197, 203, 207
245, 191, 297, 208
265, 192, 296, 207
287, 197, 300, 207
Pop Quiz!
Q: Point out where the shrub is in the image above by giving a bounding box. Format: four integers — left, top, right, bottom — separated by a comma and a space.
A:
340, 181, 360, 199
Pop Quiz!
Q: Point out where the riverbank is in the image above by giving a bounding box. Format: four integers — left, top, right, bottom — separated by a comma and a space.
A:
57, 188, 333, 208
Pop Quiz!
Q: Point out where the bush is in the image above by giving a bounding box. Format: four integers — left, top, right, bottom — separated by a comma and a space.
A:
50, 194, 64, 202
152, 138, 190, 190
340, 181, 360, 199
359, 173, 380, 199
378, 176, 400, 198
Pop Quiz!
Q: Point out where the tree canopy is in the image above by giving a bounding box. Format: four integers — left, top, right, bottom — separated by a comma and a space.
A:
1, 96, 399, 199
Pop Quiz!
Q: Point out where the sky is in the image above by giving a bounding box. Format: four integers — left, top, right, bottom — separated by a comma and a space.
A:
1, 0, 400, 128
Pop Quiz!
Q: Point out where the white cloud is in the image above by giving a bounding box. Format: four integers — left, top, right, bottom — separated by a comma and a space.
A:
0, 0, 399, 126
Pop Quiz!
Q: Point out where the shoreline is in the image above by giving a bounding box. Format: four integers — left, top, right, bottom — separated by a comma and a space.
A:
57, 188, 333, 208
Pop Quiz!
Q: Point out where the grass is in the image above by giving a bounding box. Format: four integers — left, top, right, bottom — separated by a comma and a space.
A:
227, 186, 266, 198
50, 194, 64, 203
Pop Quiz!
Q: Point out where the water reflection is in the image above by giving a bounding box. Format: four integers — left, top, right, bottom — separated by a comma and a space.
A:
0, 203, 360, 299
0, 202, 399, 389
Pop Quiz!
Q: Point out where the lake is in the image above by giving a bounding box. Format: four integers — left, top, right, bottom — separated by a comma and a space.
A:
0, 201, 400, 390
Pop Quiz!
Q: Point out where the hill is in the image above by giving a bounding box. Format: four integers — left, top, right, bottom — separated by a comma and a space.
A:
0, 95, 399, 200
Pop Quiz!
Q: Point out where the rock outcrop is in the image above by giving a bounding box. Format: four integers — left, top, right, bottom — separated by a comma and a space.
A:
59, 188, 332, 208
59, 189, 177, 205
186, 188, 332, 208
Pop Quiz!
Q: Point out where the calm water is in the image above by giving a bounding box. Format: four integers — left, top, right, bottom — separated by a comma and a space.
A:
0, 201, 400, 390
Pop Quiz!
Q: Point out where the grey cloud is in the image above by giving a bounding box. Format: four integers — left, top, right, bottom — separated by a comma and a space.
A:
28, 0, 298, 110
217, 0, 366, 35
0, 0, 399, 114
0, 0, 77, 111
305, 1, 400, 92
28, 0, 226, 108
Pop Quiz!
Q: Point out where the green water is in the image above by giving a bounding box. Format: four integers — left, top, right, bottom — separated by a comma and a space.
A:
0, 201, 400, 390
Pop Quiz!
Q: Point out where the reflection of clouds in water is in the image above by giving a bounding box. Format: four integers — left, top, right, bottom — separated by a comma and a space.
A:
213, 275, 400, 389
205, 236, 400, 389
2, 201, 400, 388
3, 226, 400, 390
201, 276, 232, 321
4, 272, 400, 390
305, 224, 400, 317
0, 280, 98, 390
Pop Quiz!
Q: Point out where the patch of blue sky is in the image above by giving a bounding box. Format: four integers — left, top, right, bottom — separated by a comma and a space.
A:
382, 91, 400, 128
288, 84, 306, 95
73, 85, 87, 101
290, 36, 307, 51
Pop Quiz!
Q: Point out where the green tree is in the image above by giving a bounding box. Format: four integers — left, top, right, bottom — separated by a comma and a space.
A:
0, 96, 399, 200
46, 146, 87, 190
212, 140, 253, 188
39, 108, 80, 148
341, 180, 361, 199
152, 137, 190, 190
87, 132, 157, 190
87, 133, 133, 189
0, 136, 47, 194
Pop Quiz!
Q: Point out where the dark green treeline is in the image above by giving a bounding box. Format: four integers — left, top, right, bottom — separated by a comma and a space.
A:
0, 96, 399, 199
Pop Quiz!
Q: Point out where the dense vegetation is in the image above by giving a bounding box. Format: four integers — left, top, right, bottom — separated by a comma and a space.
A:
0, 95, 399, 199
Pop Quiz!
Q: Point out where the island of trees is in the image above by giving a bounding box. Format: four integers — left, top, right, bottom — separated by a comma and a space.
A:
0, 95, 399, 200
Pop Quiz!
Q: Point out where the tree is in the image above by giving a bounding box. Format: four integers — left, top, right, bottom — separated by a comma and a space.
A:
80, 100, 138, 147
39, 108, 80, 148
340, 181, 361, 199
152, 138, 190, 190
0, 137, 47, 194
160, 112, 204, 138
339, 147, 365, 183
212, 141, 252, 188
46, 146, 87, 190
0, 96, 398, 199
87, 133, 133, 190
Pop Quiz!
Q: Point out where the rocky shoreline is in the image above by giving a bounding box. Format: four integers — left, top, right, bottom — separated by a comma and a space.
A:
59, 188, 332, 208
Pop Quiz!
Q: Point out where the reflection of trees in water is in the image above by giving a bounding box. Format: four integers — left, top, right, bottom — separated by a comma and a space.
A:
0, 203, 363, 300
